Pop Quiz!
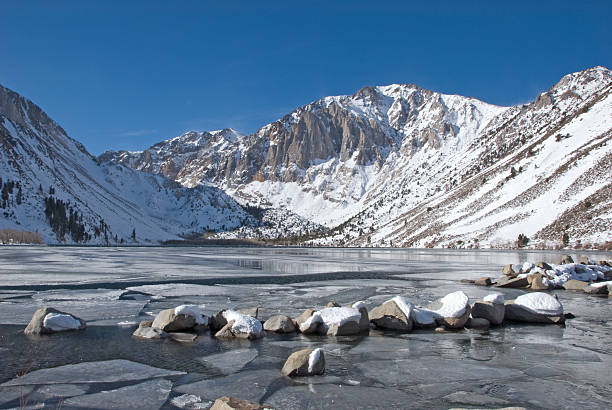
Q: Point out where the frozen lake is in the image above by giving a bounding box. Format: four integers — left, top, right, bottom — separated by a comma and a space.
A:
0, 246, 611, 409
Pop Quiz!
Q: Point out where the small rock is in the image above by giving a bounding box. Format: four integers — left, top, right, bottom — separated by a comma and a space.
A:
466, 317, 490, 329
502, 264, 516, 277
559, 255, 574, 264
434, 326, 451, 333
210, 396, 266, 410
460, 279, 475, 284
529, 273, 551, 290
263, 315, 297, 333
562, 280, 588, 291
369, 300, 413, 331
535, 261, 552, 270
495, 276, 529, 288
132, 321, 167, 339
474, 277, 492, 286
326, 301, 340, 307
584, 285, 608, 295
281, 348, 325, 377
24, 307, 86, 335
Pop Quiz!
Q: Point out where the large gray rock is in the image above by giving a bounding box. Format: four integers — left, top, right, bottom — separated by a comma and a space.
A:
152, 308, 195, 332
281, 348, 325, 377
210, 396, 266, 410
263, 315, 296, 333
504, 301, 565, 324
562, 280, 588, 291
583, 285, 608, 295
24, 307, 86, 335
438, 305, 471, 329
132, 321, 167, 339
295, 309, 318, 334
471, 301, 505, 325
465, 317, 490, 329
369, 300, 412, 331
529, 273, 551, 290
496, 276, 529, 288
326, 320, 361, 336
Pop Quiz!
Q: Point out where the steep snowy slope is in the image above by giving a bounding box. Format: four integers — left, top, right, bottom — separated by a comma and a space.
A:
0, 85, 253, 244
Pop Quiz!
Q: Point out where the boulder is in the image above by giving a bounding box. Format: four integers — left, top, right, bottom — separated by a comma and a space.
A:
210, 396, 266, 410
562, 279, 588, 291
559, 255, 574, 264
466, 317, 490, 329
326, 301, 340, 307
471, 301, 504, 325
132, 321, 167, 339
295, 309, 319, 334
428, 291, 471, 329
369, 299, 412, 331
306, 307, 363, 336
495, 276, 529, 288
263, 315, 297, 333
281, 348, 325, 377
502, 264, 516, 277
214, 310, 264, 340
474, 277, 493, 286
210, 310, 228, 332
24, 307, 86, 335
327, 320, 361, 336
152, 308, 196, 332
529, 273, 551, 290
504, 293, 565, 324
584, 285, 608, 295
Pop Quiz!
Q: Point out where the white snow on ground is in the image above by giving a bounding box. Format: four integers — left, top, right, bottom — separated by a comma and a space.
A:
174, 305, 208, 325
42, 313, 81, 331
514, 293, 564, 316
223, 310, 263, 336
483, 293, 504, 304
433, 291, 469, 318
308, 348, 323, 373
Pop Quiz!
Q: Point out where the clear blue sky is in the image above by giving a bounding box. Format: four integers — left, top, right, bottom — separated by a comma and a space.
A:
1, 1, 610, 154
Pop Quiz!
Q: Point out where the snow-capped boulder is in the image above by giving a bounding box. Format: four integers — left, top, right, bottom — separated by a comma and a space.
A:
369, 297, 413, 331
295, 309, 318, 334
559, 255, 574, 265
471, 293, 505, 325
281, 348, 325, 377
214, 310, 263, 340
210, 396, 265, 410
505, 293, 565, 324
263, 314, 297, 333
297, 307, 363, 336
428, 291, 471, 329
583, 283, 609, 295
152, 305, 208, 333
528, 273, 552, 290
24, 307, 86, 335
132, 320, 167, 339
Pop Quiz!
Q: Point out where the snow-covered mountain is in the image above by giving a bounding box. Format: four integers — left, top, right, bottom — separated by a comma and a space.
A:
103, 66, 612, 248
0, 84, 256, 244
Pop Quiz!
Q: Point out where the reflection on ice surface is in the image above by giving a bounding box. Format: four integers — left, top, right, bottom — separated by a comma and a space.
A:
0, 246, 611, 409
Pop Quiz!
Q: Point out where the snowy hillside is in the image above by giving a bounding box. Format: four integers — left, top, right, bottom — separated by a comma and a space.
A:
103, 66, 612, 248
0, 85, 255, 244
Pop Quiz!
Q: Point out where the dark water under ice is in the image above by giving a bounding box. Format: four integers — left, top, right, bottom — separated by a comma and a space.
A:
0, 246, 611, 409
